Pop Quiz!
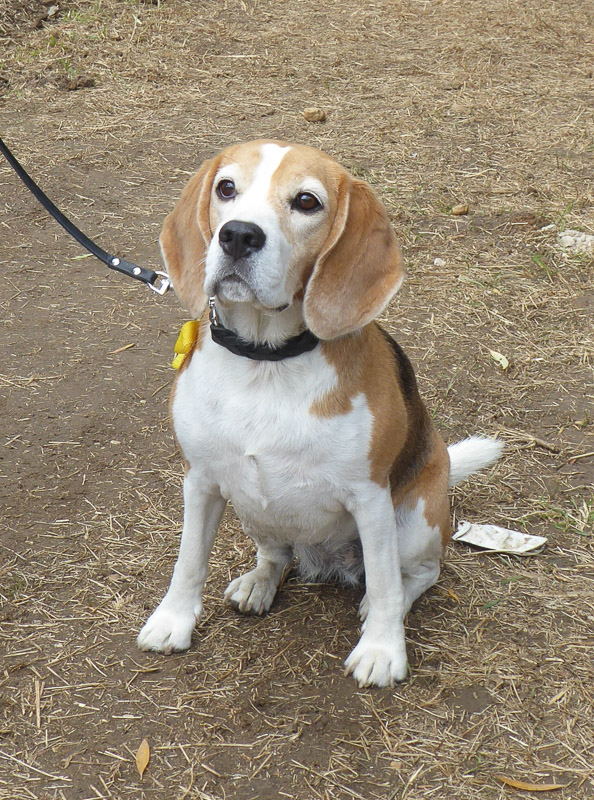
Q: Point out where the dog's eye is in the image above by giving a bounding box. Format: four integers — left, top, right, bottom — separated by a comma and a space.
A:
216, 179, 237, 200
292, 192, 322, 213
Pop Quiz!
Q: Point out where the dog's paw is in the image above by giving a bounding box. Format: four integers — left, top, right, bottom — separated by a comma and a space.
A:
224, 568, 279, 615
137, 603, 198, 654
344, 635, 408, 688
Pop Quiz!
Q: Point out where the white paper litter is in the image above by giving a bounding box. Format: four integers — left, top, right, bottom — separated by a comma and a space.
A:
453, 521, 547, 556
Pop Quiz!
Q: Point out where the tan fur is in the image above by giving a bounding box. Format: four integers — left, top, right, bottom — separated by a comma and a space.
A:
313, 322, 451, 543
303, 177, 404, 340
160, 156, 223, 317
397, 434, 453, 547
265, 147, 345, 297
163, 139, 404, 340
312, 325, 408, 485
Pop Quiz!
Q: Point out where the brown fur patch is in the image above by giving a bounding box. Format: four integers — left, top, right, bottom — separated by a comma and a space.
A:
265, 145, 346, 298
397, 432, 453, 546
313, 323, 452, 543
312, 323, 433, 493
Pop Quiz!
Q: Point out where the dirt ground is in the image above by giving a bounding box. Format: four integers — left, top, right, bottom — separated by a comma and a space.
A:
0, 1, 593, 798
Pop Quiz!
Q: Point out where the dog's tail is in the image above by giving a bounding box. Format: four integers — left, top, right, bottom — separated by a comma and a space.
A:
447, 436, 503, 488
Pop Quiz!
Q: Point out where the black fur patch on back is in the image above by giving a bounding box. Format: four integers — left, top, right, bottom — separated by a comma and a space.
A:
377, 325, 432, 495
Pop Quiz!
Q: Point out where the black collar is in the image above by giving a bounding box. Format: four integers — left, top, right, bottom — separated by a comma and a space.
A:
210, 320, 319, 361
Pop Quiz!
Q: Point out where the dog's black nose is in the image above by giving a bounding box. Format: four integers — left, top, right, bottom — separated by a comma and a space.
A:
218, 221, 266, 261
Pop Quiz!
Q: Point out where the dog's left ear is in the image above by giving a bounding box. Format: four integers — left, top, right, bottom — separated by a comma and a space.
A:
159, 156, 222, 316
303, 177, 404, 340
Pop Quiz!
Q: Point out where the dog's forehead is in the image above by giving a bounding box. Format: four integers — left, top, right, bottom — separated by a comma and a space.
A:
217, 140, 345, 192
218, 140, 281, 178
272, 145, 345, 193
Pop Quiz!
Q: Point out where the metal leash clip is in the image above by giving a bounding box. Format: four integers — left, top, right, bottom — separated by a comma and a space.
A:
208, 296, 220, 327
148, 272, 172, 296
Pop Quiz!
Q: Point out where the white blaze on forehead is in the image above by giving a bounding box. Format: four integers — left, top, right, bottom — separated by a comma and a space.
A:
214, 143, 292, 220
251, 142, 292, 191
232, 143, 290, 221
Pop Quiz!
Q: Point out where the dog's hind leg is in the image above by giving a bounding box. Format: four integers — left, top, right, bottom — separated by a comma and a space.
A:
224, 539, 293, 615
359, 453, 449, 627
359, 554, 441, 626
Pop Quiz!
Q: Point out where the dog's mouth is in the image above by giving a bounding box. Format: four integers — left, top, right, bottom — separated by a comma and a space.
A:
220, 273, 245, 287
212, 274, 289, 315
214, 272, 257, 304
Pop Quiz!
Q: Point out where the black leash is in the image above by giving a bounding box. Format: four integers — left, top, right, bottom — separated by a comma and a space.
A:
0, 136, 170, 295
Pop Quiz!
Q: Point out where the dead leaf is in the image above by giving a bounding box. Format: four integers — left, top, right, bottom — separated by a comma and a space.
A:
136, 738, 150, 779
303, 107, 326, 122
489, 349, 509, 370
496, 775, 565, 791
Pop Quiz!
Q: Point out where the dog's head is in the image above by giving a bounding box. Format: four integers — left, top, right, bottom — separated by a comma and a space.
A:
160, 140, 403, 339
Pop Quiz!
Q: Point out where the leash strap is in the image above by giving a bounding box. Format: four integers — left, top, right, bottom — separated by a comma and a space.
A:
0, 136, 170, 295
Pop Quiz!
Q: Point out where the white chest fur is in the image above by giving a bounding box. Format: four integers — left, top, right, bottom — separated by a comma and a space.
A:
172, 337, 373, 545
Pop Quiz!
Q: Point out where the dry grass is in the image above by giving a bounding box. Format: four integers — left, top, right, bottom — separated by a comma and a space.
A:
0, 0, 593, 798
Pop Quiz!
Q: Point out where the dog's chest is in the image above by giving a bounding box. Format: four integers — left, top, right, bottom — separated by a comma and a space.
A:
173, 344, 373, 539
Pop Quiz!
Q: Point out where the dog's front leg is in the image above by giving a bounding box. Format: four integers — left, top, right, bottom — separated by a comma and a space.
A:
137, 470, 226, 653
344, 484, 408, 688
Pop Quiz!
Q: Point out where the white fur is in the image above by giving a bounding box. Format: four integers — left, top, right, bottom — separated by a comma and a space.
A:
447, 436, 503, 488
139, 337, 407, 681
205, 144, 293, 309
137, 334, 448, 687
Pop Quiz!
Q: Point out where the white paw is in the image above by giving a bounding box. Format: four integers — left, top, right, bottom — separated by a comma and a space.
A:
137, 602, 199, 654
224, 568, 279, 615
344, 635, 408, 688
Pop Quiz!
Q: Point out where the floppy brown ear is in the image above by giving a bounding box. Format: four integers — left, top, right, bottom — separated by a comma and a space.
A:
303, 177, 404, 340
159, 156, 221, 316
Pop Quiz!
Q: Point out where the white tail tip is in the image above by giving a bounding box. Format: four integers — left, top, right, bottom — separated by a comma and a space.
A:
448, 436, 503, 488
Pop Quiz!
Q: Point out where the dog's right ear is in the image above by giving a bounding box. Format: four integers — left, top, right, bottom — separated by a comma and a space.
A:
159, 156, 222, 316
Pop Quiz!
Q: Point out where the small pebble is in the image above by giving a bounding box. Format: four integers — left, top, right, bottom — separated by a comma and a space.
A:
441, 79, 463, 90
302, 107, 326, 123
433, 258, 446, 267
452, 203, 469, 216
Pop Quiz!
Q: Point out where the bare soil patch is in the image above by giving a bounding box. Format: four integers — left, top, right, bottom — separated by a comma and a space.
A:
1, 1, 592, 798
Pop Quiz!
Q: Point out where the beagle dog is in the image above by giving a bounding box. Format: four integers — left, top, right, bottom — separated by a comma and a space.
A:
137, 140, 502, 687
